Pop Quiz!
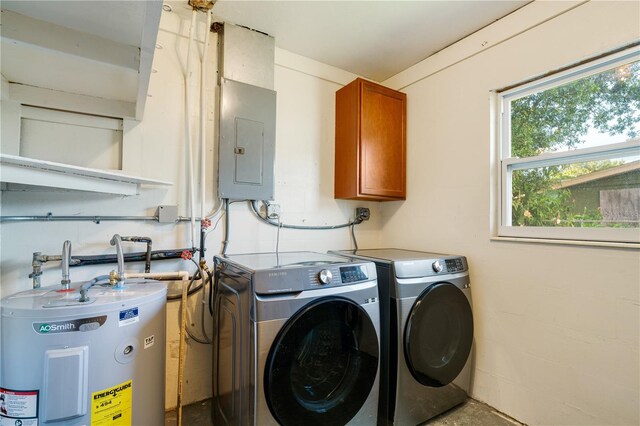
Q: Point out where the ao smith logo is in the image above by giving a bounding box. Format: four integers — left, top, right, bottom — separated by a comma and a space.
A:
33, 320, 78, 334
38, 323, 76, 333
33, 315, 107, 334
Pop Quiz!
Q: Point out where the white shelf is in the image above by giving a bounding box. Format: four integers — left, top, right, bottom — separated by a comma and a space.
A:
0, 154, 172, 195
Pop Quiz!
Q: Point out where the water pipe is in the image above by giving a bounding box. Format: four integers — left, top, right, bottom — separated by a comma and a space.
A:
109, 234, 125, 287
61, 240, 72, 289
119, 236, 153, 272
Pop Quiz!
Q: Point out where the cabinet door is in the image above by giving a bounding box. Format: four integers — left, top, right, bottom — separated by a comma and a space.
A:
360, 81, 406, 199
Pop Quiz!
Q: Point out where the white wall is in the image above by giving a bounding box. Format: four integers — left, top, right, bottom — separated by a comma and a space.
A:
0, 8, 380, 409
2, 1, 638, 423
381, 1, 640, 425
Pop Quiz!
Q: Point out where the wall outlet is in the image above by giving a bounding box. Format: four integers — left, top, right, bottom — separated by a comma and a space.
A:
266, 203, 281, 219
356, 207, 370, 221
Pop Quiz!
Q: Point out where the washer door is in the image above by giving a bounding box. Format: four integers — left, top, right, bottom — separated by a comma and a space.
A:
404, 282, 473, 387
265, 297, 379, 426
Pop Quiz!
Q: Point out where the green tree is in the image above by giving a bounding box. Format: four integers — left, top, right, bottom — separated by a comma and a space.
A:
510, 61, 640, 227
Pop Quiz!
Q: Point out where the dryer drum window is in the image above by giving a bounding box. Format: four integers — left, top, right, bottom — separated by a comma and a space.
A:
265, 297, 379, 426
404, 282, 473, 387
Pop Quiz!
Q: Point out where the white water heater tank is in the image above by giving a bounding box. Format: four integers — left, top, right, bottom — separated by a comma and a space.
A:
0, 279, 166, 425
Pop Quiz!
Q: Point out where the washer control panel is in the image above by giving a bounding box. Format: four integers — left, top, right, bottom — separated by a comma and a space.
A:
445, 258, 466, 273
339, 265, 369, 283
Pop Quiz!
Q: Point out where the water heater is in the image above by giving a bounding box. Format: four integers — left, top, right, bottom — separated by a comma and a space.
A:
0, 280, 166, 425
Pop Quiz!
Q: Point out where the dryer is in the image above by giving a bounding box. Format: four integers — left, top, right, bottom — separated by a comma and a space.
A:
212, 251, 381, 426
331, 249, 473, 425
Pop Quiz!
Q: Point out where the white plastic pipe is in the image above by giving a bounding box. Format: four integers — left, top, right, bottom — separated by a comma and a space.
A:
185, 10, 198, 249
200, 11, 212, 220
123, 271, 189, 426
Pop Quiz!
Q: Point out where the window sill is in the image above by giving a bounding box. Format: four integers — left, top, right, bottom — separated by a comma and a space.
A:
490, 236, 639, 250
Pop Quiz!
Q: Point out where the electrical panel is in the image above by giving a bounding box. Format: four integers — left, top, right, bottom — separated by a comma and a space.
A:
218, 78, 276, 200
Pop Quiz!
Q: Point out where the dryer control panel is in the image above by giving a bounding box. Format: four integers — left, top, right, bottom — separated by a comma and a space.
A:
339, 265, 369, 283
445, 258, 466, 273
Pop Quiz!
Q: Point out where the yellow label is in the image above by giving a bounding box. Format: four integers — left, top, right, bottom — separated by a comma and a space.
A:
90, 380, 132, 426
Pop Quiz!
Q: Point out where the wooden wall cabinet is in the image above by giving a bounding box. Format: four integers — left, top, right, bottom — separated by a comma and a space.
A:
334, 78, 406, 201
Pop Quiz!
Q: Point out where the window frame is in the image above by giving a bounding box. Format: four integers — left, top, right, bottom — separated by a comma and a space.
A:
497, 46, 640, 245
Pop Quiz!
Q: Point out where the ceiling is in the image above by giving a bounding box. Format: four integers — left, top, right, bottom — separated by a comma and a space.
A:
1, 1, 149, 47
207, 1, 532, 81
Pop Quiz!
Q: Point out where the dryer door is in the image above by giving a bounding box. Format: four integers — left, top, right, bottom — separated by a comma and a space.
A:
404, 282, 473, 387
265, 297, 379, 426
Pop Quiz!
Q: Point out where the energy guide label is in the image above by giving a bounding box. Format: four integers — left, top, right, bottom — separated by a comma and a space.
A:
0, 388, 39, 426
91, 380, 132, 426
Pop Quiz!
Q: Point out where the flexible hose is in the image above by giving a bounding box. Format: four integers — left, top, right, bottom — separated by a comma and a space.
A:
221, 199, 230, 255
351, 223, 359, 250
78, 275, 111, 302
209, 268, 218, 316
184, 258, 211, 344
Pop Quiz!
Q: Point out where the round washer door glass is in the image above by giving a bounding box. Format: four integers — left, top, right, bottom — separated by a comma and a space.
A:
265, 297, 379, 426
404, 282, 473, 387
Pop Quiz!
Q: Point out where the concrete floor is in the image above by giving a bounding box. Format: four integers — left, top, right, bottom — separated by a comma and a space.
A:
165, 398, 523, 425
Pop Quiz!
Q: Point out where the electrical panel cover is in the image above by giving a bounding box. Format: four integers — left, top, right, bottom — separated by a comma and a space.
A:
218, 78, 276, 200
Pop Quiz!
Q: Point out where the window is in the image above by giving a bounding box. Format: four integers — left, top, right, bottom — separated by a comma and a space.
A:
498, 46, 640, 244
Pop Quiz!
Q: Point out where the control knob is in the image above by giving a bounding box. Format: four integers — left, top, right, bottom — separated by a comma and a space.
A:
432, 260, 444, 273
318, 269, 333, 285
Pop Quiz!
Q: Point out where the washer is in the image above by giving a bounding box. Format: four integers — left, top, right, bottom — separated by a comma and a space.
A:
331, 249, 473, 425
212, 251, 381, 426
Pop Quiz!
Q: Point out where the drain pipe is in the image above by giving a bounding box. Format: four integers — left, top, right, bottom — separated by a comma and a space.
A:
185, 9, 198, 251
200, 10, 212, 221
198, 10, 213, 263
